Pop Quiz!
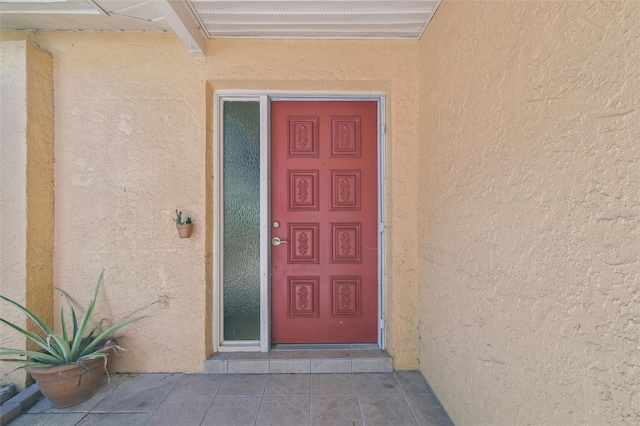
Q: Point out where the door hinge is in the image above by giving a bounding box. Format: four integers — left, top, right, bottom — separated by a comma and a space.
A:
379, 319, 385, 330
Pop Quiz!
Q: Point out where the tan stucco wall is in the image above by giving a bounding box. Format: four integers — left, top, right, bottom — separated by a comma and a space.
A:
419, 1, 639, 424
0, 32, 421, 373
205, 39, 422, 368
0, 40, 54, 389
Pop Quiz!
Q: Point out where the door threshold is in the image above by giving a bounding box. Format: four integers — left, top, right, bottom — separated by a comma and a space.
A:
271, 343, 380, 351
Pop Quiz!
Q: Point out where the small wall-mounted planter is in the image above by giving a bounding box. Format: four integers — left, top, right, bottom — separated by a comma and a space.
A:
176, 223, 193, 238
173, 209, 193, 238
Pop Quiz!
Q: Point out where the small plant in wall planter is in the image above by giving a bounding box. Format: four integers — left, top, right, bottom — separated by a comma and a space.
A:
174, 209, 193, 238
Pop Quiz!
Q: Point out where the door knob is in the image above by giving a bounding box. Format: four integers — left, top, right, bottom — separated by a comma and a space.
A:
272, 237, 288, 246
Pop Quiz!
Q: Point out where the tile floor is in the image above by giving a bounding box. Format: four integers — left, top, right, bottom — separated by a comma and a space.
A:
11, 371, 454, 426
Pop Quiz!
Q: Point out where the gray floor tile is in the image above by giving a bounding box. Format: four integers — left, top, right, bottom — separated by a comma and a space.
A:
270, 351, 311, 360
358, 394, 417, 425
351, 358, 393, 373
311, 374, 356, 396
9, 371, 454, 426
9, 412, 87, 426
256, 396, 310, 425
405, 392, 454, 426
229, 352, 270, 360
208, 352, 232, 360
228, 360, 270, 374
309, 350, 352, 359
350, 350, 390, 358
217, 374, 268, 396
311, 359, 351, 373
76, 412, 153, 425
27, 374, 129, 414
353, 372, 402, 394
311, 395, 363, 425
169, 374, 225, 398
203, 360, 228, 374
91, 373, 181, 413
201, 397, 261, 426
146, 397, 213, 426
395, 370, 434, 394
270, 359, 311, 373
266, 374, 311, 396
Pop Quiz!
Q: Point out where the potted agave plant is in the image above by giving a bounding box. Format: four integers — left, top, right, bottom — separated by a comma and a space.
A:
0, 272, 146, 408
174, 209, 193, 238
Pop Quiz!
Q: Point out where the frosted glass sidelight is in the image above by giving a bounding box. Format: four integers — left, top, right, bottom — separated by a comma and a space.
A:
222, 101, 260, 341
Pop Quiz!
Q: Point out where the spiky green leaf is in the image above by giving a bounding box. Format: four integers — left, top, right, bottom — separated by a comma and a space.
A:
69, 272, 103, 357
0, 295, 54, 336
0, 319, 51, 354
1, 270, 147, 368
0, 348, 64, 365
60, 307, 68, 342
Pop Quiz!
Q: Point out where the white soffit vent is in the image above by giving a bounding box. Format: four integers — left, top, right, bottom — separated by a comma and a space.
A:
189, 0, 441, 39
0, 0, 172, 32
0, 1, 443, 56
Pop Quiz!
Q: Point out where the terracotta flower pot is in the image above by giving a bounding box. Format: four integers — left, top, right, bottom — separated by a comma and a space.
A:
176, 223, 193, 238
27, 356, 108, 408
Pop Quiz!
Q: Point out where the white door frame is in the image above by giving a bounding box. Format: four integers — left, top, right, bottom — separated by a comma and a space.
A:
213, 91, 386, 352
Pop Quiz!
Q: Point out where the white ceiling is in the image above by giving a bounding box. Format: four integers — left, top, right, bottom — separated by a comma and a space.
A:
0, 0, 442, 55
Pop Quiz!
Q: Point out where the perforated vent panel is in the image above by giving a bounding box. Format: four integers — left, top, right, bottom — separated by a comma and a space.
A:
190, 0, 441, 39
0, 0, 441, 41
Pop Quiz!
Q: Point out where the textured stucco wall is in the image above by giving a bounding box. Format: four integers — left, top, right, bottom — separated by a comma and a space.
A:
419, 1, 639, 424
0, 41, 29, 388
205, 38, 422, 368
0, 40, 54, 389
0, 32, 421, 372
25, 40, 55, 361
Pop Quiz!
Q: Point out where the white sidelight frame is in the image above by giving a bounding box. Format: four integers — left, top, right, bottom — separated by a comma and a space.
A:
213, 91, 386, 352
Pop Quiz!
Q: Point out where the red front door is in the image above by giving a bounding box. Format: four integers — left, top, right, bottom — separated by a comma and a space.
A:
271, 101, 378, 343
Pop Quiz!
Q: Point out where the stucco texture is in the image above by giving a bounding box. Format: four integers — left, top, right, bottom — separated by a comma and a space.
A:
205, 39, 422, 367
0, 40, 54, 389
419, 1, 639, 424
0, 33, 421, 373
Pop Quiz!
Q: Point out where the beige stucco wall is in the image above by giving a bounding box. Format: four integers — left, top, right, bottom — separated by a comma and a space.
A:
0, 40, 54, 389
0, 32, 421, 373
419, 1, 639, 424
205, 39, 422, 368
